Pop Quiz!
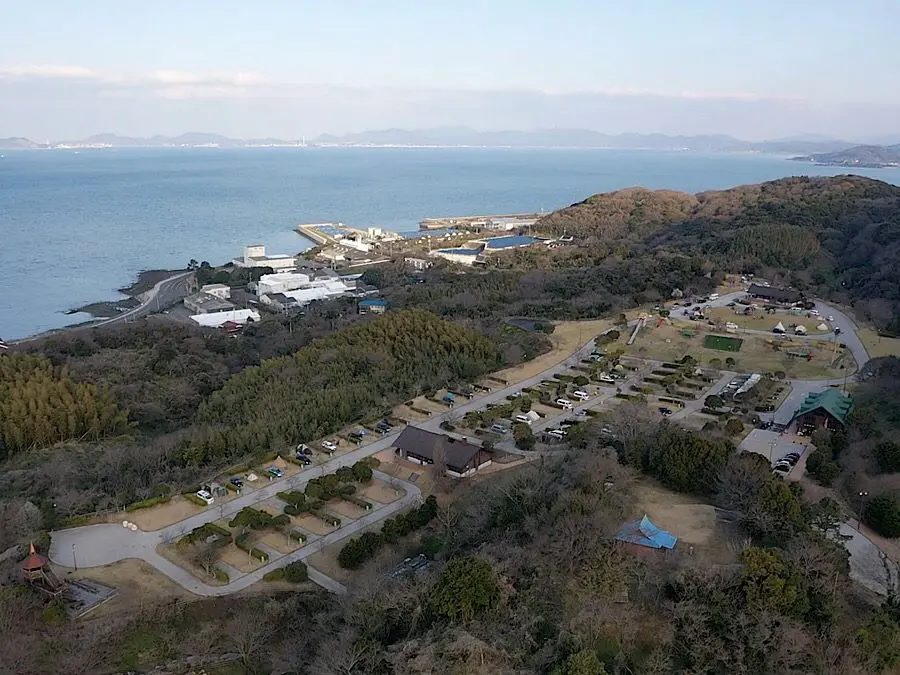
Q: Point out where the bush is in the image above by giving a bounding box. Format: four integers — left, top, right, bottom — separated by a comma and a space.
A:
125, 495, 172, 512
234, 533, 269, 562
352, 461, 373, 482
262, 568, 285, 582
513, 423, 535, 451
212, 567, 230, 583
338, 495, 438, 569
428, 556, 499, 623
284, 560, 308, 582
865, 494, 900, 538
724, 418, 745, 435
284, 503, 307, 516
287, 529, 306, 543
277, 490, 306, 507
875, 442, 900, 474
184, 493, 209, 507
806, 448, 841, 486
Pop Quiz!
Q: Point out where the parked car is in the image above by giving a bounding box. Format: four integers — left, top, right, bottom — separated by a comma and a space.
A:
658, 407, 673, 416
196, 489, 214, 505
296, 443, 312, 455
727, 302, 736, 307
598, 373, 615, 383
229, 477, 244, 489
780, 453, 801, 465
266, 467, 284, 479
547, 429, 566, 439
773, 463, 792, 474
294, 454, 312, 465
321, 440, 338, 451
556, 398, 573, 409
350, 430, 367, 440
572, 390, 590, 401
490, 423, 509, 434
576, 409, 589, 417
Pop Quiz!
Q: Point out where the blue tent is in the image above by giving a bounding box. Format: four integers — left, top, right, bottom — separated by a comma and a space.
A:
616, 515, 677, 550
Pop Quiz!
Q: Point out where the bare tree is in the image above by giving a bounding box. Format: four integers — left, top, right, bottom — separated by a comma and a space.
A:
225, 603, 277, 670
191, 541, 220, 579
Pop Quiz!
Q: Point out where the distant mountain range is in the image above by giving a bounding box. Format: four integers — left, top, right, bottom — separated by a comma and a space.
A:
2, 128, 899, 154
791, 144, 900, 168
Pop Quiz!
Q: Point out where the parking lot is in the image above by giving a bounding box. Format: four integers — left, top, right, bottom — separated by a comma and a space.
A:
739, 429, 808, 471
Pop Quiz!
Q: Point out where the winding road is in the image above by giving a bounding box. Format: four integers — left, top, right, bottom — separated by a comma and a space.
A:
47, 287, 878, 596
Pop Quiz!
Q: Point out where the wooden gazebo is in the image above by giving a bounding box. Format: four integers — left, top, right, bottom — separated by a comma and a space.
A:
22, 543, 65, 597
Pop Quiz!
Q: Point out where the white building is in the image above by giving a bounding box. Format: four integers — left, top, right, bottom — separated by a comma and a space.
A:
281, 280, 356, 306
404, 257, 433, 271
339, 239, 371, 253
233, 245, 297, 272
485, 217, 538, 231
430, 247, 483, 266
200, 283, 231, 300
257, 272, 313, 296
190, 309, 260, 328
184, 292, 236, 314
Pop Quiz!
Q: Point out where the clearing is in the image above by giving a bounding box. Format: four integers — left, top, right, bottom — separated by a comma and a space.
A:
634, 482, 717, 546
705, 307, 829, 334
622, 322, 854, 379
329, 500, 368, 519
220, 544, 268, 574
67, 559, 189, 616
291, 513, 336, 536
491, 319, 613, 384
259, 530, 304, 555
360, 479, 405, 503
857, 327, 900, 358
121, 496, 202, 531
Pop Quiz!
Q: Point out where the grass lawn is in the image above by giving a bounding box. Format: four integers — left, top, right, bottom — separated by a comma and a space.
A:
857, 327, 900, 358
620, 323, 854, 379
705, 307, 829, 334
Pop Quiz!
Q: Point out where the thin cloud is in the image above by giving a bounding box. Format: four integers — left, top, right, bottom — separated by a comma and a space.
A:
0, 64, 104, 80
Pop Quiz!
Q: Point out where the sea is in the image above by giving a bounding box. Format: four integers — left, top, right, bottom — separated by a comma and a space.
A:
2, 147, 898, 341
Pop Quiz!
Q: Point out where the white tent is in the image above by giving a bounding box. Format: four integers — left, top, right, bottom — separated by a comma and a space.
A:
817, 323, 829, 331
794, 325, 808, 335
773, 321, 786, 334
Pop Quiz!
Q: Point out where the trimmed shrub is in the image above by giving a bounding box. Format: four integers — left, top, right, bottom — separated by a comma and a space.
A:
865, 494, 900, 538
235, 533, 269, 562
184, 493, 209, 507
277, 490, 306, 506
263, 568, 285, 582
283, 560, 308, 582
287, 529, 306, 543
352, 460, 373, 482
125, 495, 172, 512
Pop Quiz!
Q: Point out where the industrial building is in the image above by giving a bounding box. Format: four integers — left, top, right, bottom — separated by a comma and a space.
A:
483, 216, 539, 231
190, 309, 260, 328
232, 245, 297, 272
257, 272, 314, 295
430, 247, 484, 266
259, 293, 298, 312
483, 235, 539, 250
200, 283, 231, 300
183, 292, 236, 314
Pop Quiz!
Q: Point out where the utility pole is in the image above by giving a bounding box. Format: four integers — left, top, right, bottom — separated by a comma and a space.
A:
72, 543, 77, 571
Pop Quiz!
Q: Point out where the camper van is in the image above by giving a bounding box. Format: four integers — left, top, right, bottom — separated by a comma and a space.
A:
555, 398, 574, 409
572, 390, 590, 401
708, 293, 720, 301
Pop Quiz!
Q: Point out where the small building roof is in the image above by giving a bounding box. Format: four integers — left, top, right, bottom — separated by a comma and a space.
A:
359, 298, 387, 307
792, 389, 854, 427
393, 426, 483, 473
748, 283, 802, 303
22, 542, 47, 571
616, 515, 677, 550
184, 292, 236, 313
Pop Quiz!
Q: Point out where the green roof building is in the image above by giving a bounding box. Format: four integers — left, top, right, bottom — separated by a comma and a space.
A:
791, 388, 853, 432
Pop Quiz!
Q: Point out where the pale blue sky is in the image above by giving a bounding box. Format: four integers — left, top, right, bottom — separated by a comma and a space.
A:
1, 1, 899, 138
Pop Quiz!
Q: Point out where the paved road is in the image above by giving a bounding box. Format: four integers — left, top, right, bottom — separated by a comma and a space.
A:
49, 333, 604, 594
11, 271, 194, 346
50, 469, 418, 597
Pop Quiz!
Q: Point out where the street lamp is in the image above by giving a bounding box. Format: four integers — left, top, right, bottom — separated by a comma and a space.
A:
72, 543, 77, 571
858, 491, 869, 529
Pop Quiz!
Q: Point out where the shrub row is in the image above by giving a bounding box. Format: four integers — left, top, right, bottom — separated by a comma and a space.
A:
338, 495, 438, 569
125, 495, 172, 512
341, 495, 374, 511
235, 533, 269, 562
184, 522, 232, 546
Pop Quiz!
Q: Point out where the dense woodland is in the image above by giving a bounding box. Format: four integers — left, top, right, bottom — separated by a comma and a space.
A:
4, 175, 900, 673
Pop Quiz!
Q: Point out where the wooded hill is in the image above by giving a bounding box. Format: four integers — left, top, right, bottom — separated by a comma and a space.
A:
536, 176, 900, 332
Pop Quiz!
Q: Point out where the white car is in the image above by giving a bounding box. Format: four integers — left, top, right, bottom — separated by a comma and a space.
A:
809, 309, 820, 316
321, 440, 338, 451
548, 428, 567, 439
598, 374, 616, 384
556, 398, 573, 409
572, 390, 590, 401
827, 315, 834, 322
514, 414, 533, 425
195, 490, 214, 505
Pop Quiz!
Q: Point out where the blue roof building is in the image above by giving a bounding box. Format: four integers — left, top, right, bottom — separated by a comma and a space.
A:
483, 235, 538, 250
616, 515, 677, 550
359, 298, 387, 314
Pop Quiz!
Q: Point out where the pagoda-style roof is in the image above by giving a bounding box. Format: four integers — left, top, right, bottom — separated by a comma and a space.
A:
791, 389, 854, 427
22, 542, 47, 571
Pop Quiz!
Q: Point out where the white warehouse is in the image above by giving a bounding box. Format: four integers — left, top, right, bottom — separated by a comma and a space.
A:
232, 245, 297, 272
190, 309, 260, 328
257, 272, 313, 295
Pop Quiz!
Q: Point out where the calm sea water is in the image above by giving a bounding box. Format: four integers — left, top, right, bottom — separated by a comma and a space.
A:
1, 147, 898, 340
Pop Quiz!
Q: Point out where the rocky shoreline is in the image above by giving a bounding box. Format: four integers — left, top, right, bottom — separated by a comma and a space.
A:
68, 268, 186, 318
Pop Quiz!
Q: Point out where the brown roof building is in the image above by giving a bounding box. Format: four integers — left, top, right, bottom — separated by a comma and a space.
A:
747, 284, 802, 305
393, 426, 492, 477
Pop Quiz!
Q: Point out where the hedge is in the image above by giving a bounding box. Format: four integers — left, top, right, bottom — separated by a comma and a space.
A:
263, 568, 284, 582
341, 495, 374, 511
288, 529, 307, 543
284, 503, 309, 516
125, 495, 172, 512
184, 522, 232, 546
225, 481, 239, 492
310, 510, 341, 528
235, 533, 269, 563
184, 493, 210, 507
338, 495, 438, 569
277, 490, 306, 506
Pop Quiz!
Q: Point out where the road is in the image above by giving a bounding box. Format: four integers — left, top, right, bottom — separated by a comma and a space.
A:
47, 287, 876, 595
11, 271, 194, 346
49, 332, 604, 595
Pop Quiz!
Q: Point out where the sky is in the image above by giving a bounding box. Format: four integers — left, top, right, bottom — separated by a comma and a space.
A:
1, 0, 899, 140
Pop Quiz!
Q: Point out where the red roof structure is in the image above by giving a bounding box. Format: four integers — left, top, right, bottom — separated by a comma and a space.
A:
22, 542, 64, 596
22, 542, 47, 573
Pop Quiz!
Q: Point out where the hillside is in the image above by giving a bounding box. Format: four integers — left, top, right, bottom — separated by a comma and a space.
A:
536, 175, 900, 331
792, 144, 900, 168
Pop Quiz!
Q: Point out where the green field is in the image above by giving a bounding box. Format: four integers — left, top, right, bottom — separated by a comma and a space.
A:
703, 335, 744, 352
